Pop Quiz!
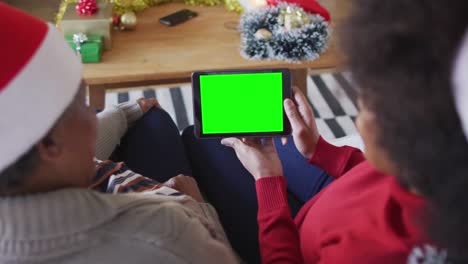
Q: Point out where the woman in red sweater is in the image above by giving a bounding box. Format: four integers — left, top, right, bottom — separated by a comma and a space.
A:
184, 0, 468, 262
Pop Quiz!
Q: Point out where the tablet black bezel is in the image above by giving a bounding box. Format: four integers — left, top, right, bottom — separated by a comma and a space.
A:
192, 68, 292, 139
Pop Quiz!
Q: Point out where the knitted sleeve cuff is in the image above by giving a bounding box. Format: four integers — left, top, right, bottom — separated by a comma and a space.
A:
115, 101, 143, 127
255, 176, 289, 212
309, 136, 359, 178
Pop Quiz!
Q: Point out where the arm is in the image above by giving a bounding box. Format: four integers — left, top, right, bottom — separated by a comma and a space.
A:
91, 160, 238, 261
197, 203, 235, 250
221, 137, 302, 263
95, 101, 142, 160
221, 142, 363, 262
256, 176, 302, 263
220, 87, 365, 263
283, 87, 365, 179
309, 136, 365, 179
92, 159, 235, 253
154, 203, 240, 263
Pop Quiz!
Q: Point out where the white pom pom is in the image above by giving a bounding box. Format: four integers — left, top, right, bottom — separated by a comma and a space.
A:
453, 29, 468, 140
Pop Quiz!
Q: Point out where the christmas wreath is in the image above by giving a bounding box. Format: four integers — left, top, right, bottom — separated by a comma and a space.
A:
239, 2, 330, 62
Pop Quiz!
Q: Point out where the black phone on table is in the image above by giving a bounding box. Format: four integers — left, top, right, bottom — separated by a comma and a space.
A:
159, 9, 197, 26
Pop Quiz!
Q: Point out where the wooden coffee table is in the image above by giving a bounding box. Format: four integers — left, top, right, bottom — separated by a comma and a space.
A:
84, 1, 348, 109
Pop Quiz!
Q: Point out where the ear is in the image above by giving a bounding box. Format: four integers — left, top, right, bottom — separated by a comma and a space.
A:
357, 107, 399, 176
36, 131, 63, 162
357, 110, 378, 142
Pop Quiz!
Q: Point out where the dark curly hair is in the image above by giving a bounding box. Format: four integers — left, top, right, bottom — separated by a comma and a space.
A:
340, 0, 468, 261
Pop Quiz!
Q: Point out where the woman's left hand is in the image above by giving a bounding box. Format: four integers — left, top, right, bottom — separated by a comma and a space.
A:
221, 137, 283, 181
164, 175, 205, 203
137, 98, 161, 113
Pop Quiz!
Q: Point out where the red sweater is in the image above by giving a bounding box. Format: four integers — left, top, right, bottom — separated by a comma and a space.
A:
255, 137, 435, 263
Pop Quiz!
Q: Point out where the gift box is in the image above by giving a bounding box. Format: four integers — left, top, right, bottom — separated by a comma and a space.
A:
59, 2, 113, 50
66, 34, 103, 63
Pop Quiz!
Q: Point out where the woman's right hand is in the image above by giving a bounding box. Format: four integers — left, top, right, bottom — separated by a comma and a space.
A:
283, 86, 320, 160
137, 98, 161, 113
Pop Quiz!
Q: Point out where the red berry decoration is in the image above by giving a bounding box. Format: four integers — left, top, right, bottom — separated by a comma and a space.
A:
76, 0, 99, 16
113, 14, 121, 27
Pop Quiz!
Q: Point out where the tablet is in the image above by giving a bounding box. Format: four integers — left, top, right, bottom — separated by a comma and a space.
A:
192, 68, 292, 138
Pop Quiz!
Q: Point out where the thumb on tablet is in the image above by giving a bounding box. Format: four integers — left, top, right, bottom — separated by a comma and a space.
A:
221, 138, 243, 149
284, 98, 320, 159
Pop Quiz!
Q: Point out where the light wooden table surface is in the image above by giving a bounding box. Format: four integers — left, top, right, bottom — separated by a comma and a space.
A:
85, 1, 348, 109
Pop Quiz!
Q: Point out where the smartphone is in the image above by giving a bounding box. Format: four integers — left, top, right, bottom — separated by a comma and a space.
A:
159, 9, 198, 26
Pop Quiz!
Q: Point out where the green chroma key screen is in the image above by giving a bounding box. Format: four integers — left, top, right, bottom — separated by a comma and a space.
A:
200, 72, 284, 134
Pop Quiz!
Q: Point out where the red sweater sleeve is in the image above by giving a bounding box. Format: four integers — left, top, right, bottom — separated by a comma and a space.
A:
309, 136, 365, 179
256, 176, 302, 263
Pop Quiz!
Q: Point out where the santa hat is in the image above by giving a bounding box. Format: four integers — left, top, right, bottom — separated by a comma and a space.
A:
266, 0, 331, 21
0, 3, 82, 172
453, 30, 468, 140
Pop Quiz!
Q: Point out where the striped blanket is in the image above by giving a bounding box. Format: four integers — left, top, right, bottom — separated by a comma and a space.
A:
90, 159, 183, 196
102, 72, 359, 140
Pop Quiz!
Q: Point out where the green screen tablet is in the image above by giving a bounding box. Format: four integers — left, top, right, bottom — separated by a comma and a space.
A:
192, 69, 292, 138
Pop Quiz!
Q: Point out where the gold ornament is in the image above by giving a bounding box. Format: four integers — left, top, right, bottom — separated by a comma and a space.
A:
119, 11, 137, 30
184, 0, 223, 7
56, 0, 78, 25
254, 28, 272, 40
224, 0, 244, 13
110, 0, 150, 15
278, 5, 311, 31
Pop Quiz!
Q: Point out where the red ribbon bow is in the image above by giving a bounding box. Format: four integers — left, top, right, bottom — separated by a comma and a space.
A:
76, 0, 99, 16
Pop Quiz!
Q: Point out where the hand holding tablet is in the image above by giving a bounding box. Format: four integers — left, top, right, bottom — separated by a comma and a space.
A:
192, 68, 292, 138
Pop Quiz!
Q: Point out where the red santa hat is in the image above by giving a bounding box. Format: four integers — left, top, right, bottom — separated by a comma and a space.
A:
453, 30, 468, 140
266, 0, 331, 21
0, 3, 82, 172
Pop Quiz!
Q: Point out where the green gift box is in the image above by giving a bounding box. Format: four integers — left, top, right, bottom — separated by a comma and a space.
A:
59, 2, 113, 51
66, 34, 103, 63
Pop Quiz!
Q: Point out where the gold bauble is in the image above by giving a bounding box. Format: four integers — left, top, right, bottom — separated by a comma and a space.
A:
278, 6, 311, 31
254, 28, 272, 40
120, 11, 137, 30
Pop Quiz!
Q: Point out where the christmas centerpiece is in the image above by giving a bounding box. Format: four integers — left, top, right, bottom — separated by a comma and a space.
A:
239, 0, 331, 62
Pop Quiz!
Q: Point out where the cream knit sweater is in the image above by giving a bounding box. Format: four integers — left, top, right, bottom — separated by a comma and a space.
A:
0, 103, 239, 264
